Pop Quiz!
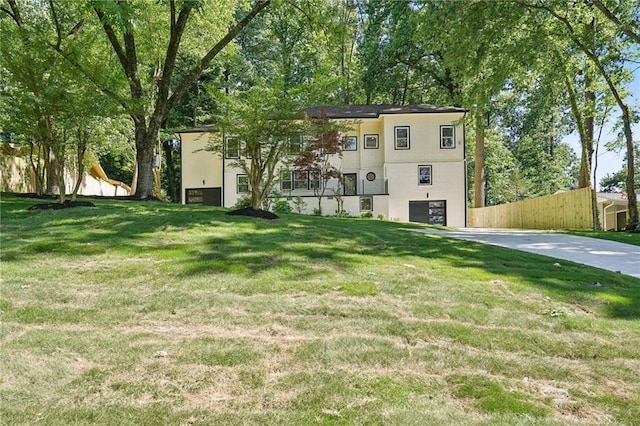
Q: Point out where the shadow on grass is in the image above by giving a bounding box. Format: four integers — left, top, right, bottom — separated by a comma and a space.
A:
2, 193, 638, 319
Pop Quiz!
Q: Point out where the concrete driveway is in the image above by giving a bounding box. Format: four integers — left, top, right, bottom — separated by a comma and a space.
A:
408, 228, 640, 279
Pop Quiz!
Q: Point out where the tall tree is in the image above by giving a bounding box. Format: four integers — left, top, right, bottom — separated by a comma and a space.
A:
2, 0, 271, 199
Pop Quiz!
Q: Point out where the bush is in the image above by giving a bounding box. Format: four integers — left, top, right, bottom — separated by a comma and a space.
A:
377, 213, 385, 220
360, 211, 373, 219
233, 195, 252, 209
335, 209, 350, 218
313, 207, 323, 216
292, 196, 307, 214
274, 200, 293, 214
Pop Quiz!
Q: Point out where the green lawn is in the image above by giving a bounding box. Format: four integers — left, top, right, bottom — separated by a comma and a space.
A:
1, 193, 639, 425
564, 229, 640, 247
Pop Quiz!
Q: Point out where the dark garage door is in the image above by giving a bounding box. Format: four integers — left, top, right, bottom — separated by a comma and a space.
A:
185, 187, 222, 206
409, 200, 447, 225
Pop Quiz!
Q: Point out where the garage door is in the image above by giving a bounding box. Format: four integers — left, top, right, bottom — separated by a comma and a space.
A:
409, 200, 446, 225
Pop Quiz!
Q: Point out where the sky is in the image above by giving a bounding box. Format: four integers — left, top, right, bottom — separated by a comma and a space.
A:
564, 66, 639, 191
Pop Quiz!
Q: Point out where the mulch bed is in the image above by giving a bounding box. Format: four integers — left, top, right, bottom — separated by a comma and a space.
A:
27, 200, 96, 210
226, 207, 279, 220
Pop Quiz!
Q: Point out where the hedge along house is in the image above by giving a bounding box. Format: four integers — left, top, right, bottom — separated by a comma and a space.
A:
178, 104, 468, 226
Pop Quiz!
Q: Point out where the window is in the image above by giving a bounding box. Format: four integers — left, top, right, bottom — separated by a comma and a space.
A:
418, 165, 432, 185
280, 170, 292, 190
360, 196, 373, 212
288, 135, 303, 155
366, 172, 376, 182
241, 141, 251, 158
309, 172, 321, 190
294, 170, 309, 189
225, 136, 241, 159
394, 126, 410, 150
237, 174, 249, 193
364, 134, 379, 149
343, 136, 357, 151
440, 125, 455, 149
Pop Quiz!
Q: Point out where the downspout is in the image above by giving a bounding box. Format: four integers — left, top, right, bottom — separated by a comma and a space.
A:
602, 201, 615, 231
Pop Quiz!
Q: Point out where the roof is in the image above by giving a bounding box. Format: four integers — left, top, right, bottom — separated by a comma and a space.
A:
304, 104, 467, 119
175, 124, 216, 134
597, 192, 640, 206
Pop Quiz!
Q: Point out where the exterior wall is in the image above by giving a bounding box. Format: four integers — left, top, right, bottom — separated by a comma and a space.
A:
274, 194, 390, 218
179, 109, 467, 227
180, 132, 222, 203
0, 153, 127, 196
0, 154, 32, 193
382, 113, 464, 164
386, 161, 466, 226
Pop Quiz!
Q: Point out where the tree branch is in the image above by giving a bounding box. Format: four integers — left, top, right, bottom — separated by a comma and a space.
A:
48, 0, 62, 49
166, 0, 271, 117
589, 0, 640, 44
3, 0, 23, 26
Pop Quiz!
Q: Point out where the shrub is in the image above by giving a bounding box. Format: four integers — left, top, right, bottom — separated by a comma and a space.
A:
233, 195, 252, 209
274, 200, 293, 214
292, 196, 307, 214
313, 207, 323, 216
377, 213, 385, 220
360, 211, 373, 219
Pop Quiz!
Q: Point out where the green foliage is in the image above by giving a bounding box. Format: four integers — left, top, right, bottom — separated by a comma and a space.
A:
292, 196, 307, 214
360, 211, 373, 219
273, 200, 292, 214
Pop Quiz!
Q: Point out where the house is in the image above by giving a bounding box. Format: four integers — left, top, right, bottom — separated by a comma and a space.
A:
178, 104, 468, 226
597, 192, 640, 231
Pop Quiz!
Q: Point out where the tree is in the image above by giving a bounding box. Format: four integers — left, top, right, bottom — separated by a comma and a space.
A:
212, 86, 302, 210
2, 0, 271, 199
520, 0, 639, 229
293, 113, 350, 214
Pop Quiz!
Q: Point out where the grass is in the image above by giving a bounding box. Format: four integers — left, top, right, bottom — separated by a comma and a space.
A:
1, 192, 639, 425
563, 229, 640, 247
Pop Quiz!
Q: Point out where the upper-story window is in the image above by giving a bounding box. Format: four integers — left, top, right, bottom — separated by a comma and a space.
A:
288, 135, 303, 155
343, 136, 357, 151
364, 134, 379, 149
440, 125, 455, 149
394, 126, 410, 150
225, 136, 241, 158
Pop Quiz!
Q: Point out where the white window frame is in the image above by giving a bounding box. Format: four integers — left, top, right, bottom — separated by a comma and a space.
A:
440, 125, 455, 149
280, 170, 292, 191
394, 126, 410, 150
364, 134, 379, 149
418, 165, 432, 185
225, 136, 241, 159
309, 172, 321, 190
237, 174, 249, 193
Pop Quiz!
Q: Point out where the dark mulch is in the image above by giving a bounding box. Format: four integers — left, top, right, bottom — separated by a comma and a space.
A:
226, 207, 279, 220
16, 193, 161, 201
27, 200, 96, 210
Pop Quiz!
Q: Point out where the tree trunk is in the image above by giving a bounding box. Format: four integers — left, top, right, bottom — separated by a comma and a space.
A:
474, 107, 485, 208
622, 106, 638, 230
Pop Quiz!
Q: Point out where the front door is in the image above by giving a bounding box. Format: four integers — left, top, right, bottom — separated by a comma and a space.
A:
409, 200, 447, 225
343, 173, 357, 196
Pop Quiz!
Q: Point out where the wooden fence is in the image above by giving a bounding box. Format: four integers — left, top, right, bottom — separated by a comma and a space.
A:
468, 187, 595, 230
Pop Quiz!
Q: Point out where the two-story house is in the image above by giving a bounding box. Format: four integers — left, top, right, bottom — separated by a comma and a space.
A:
178, 104, 467, 226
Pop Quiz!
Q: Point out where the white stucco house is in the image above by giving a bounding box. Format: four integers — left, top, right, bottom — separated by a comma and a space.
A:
178, 104, 468, 226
